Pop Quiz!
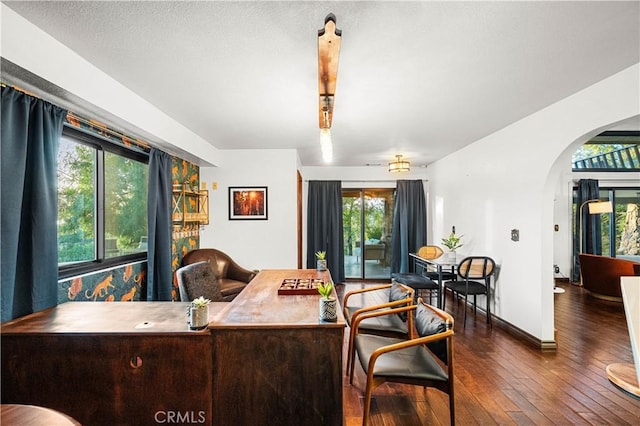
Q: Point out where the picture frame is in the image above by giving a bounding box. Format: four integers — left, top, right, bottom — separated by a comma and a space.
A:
229, 186, 268, 220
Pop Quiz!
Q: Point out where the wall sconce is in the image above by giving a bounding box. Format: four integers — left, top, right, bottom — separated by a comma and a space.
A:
388, 155, 410, 173
578, 199, 613, 254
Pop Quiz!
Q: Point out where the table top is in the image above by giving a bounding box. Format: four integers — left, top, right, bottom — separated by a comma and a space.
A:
0, 301, 227, 334
1, 404, 81, 425
410, 252, 458, 267
210, 269, 346, 329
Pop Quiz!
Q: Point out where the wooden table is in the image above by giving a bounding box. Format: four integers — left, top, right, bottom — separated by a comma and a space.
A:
410, 253, 457, 308
1, 302, 225, 425
1, 404, 81, 425
210, 269, 345, 426
2, 270, 344, 425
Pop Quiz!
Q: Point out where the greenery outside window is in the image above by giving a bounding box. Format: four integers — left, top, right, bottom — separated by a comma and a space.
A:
57, 126, 148, 278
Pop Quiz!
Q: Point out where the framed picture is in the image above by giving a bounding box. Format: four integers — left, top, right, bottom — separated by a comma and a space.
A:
229, 186, 268, 220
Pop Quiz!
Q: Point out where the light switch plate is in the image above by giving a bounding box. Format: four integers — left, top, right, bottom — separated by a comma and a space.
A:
511, 229, 519, 242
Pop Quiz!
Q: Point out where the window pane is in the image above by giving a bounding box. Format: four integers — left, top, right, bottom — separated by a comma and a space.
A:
104, 152, 148, 258
57, 136, 96, 265
614, 189, 640, 260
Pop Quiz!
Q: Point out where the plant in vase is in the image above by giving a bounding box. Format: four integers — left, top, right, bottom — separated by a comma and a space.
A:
317, 280, 337, 322
189, 296, 211, 330
441, 232, 463, 262
315, 251, 327, 271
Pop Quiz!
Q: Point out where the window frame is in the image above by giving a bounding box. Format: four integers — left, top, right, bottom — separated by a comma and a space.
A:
58, 125, 149, 279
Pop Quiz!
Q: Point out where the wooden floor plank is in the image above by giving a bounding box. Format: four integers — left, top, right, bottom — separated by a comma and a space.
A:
340, 280, 640, 425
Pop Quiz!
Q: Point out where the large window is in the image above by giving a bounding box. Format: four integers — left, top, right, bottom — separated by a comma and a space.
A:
57, 126, 148, 277
573, 187, 640, 261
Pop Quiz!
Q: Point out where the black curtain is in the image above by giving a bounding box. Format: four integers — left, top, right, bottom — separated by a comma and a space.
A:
146, 148, 173, 300
572, 179, 602, 282
307, 180, 345, 283
1, 86, 67, 321
390, 180, 427, 274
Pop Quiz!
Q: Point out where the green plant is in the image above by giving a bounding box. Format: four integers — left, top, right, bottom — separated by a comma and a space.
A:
441, 232, 464, 251
317, 281, 334, 299
191, 296, 211, 308
315, 251, 326, 260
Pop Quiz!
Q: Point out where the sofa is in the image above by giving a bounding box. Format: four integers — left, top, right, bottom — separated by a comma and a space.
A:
579, 254, 640, 301
179, 248, 256, 302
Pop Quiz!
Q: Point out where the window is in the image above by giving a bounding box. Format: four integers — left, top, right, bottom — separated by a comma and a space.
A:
572, 131, 639, 171
57, 126, 148, 277
572, 187, 640, 260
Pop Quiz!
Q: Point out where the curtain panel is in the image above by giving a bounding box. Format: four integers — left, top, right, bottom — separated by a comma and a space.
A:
1, 86, 67, 321
306, 180, 345, 283
390, 180, 427, 274
146, 148, 173, 300
572, 179, 603, 282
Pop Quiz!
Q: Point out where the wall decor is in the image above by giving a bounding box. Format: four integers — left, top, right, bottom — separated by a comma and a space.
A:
229, 186, 268, 220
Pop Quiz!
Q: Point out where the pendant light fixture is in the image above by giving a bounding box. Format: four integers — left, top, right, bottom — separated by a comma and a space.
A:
318, 14, 341, 163
388, 155, 411, 173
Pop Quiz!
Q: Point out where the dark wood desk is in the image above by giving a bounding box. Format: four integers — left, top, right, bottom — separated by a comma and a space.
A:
210, 269, 345, 426
2, 270, 345, 426
1, 302, 223, 425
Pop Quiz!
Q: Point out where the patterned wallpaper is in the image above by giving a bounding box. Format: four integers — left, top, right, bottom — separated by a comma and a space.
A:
58, 115, 201, 303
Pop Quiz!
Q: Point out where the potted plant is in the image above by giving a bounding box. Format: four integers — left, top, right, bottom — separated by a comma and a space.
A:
189, 296, 211, 330
317, 280, 337, 322
441, 232, 463, 261
315, 251, 327, 271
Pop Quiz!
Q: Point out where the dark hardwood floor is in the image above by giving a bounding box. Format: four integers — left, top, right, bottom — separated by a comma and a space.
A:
338, 281, 640, 425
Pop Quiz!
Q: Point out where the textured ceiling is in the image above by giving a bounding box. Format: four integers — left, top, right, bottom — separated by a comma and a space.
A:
3, 1, 639, 167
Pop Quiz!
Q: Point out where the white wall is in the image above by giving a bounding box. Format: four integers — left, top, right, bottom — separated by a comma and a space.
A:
426, 64, 639, 343
199, 149, 299, 270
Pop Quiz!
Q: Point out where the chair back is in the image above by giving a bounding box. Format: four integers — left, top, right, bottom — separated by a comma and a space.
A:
417, 245, 444, 260
457, 256, 495, 280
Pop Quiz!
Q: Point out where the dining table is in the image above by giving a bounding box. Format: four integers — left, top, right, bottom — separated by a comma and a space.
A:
409, 252, 458, 308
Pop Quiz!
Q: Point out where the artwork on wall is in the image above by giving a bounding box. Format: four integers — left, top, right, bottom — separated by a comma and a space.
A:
229, 187, 268, 220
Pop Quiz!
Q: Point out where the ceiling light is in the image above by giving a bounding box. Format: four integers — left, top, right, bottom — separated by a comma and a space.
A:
388, 155, 410, 173
320, 128, 333, 163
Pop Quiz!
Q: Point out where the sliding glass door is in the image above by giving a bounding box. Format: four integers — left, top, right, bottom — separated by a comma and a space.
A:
343, 188, 394, 279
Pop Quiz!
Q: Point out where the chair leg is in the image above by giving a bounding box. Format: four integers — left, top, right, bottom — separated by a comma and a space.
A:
463, 293, 468, 329
362, 375, 375, 426
346, 328, 354, 376
449, 390, 455, 426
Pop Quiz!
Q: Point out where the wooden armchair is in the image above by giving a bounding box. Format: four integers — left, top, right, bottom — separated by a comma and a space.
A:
351, 299, 455, 425
343, 283, 415, 377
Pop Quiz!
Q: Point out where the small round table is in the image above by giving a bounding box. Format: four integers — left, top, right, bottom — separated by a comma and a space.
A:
1, 404, 81, 425
606, 363, 640, 399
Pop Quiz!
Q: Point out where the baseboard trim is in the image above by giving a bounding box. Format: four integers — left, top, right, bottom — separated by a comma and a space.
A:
492, 314, 557, 351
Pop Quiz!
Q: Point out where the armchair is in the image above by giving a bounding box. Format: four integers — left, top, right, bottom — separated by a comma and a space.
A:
351, 299, 455, 425
343, 282, 415, 377
180, 248, 256, 302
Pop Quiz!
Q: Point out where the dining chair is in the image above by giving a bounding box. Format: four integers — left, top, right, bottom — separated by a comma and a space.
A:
442, 256, 496, 328
417, 245, 457, 281
343, 282, 415, 377
351, 298, 455, 426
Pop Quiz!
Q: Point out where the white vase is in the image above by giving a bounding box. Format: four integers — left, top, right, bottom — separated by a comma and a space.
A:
189, 305, 209, 330
446, 251, 456, 262
319, 297, 337, 322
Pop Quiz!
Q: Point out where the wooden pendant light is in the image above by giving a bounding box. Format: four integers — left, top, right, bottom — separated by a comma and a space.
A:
318, 14, 341, 129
